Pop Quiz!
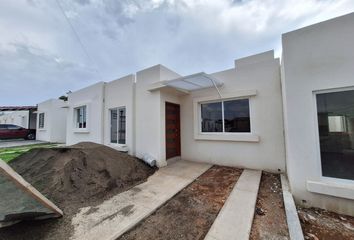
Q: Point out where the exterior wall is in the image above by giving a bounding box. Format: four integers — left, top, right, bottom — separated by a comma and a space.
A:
36, 99, 67, 143
135, 65, 181, 167
180, 51, 286, 172
66, 82, 105, 145
0, 111, 29, 128
281, 13, 354, 215
104, 75, 135, 154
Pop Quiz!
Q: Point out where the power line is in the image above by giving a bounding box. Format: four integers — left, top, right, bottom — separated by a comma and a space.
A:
54, 0, 104, 80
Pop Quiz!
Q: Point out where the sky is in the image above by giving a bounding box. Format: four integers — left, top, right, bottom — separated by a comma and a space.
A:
0, 0, 354, 106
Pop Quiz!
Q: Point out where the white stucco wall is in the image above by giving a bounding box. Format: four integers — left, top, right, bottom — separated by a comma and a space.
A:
135, 65, 181, 167
0, 111, 29, 128
180, 51, 286, 172
281, 12, 354, 215
36, 99, 67, 143
66, 82, 105, 145
104, 75, 135, 154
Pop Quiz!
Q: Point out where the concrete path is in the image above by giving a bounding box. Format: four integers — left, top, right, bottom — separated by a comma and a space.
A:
204, 169, 262, 240
0, 140, 46, 149
70, 160, 212, 240
281, 174, 304, 240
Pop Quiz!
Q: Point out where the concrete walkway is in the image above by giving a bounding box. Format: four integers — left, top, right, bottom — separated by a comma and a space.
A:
70, 160, 212, 240
204, 169, 262, 240
0, 140, 46, 149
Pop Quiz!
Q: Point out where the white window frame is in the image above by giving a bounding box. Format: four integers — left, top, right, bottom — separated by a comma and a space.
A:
73, 105, 88, 132
193, 90, 259, 142
109, 106, 126, 146
309, 87, 354, 200
38, 112, 45, 129
200, 99, 251, 134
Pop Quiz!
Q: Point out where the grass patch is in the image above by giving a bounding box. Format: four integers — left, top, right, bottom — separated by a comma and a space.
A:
0, 143, 59, 163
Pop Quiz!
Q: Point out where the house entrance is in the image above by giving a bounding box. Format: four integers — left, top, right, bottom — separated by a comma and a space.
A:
165, 102, 181, 159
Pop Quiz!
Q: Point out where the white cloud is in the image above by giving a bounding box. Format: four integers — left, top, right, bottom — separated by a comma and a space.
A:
0, 0, 353, 105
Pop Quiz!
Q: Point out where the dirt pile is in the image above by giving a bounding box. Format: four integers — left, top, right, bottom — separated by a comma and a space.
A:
0, 142, 156, 240
9, 142, 156, 207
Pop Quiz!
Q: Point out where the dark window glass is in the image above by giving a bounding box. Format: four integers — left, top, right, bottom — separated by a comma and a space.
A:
0, 125, 7, 129
118, 108, 126, 144
38, 113, 45, 129
316, 90, 354, 180
201, 102, 222, 132
7, 125, 21, 130
110, 109, 118, 143
224, 99, 250, 132
75, 106, 87, 129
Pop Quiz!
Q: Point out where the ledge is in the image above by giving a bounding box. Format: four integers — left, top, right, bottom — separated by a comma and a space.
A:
73, 128, 90, 134
307, 180, 354, 200
194, 133, 260, 142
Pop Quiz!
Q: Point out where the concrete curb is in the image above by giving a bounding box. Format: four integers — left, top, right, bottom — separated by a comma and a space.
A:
280, 174, 304, 240
204, 169, 262, 240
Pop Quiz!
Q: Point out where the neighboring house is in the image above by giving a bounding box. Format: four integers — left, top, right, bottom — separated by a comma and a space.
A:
41, 12, 354, 216
36, 99, 67, 143
281, 13, 354, 216
0, 106, 37, 129
0, 111, 29, 128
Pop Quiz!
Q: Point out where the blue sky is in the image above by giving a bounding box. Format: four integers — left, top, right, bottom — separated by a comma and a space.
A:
0, 0, 354, 105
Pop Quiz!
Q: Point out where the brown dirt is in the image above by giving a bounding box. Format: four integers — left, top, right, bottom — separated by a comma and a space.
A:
119, 166, 242, 240
0, 142, 156, 240
250, 172, 290, 240
298, 206, 354, 240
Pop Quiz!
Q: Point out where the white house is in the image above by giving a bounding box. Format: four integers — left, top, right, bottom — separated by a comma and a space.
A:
281, 13, 354, 215
44, 12, 354, 216
36, 99, 67, 143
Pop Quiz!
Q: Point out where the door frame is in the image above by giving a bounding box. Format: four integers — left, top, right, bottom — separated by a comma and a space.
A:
165, 102, 181, 159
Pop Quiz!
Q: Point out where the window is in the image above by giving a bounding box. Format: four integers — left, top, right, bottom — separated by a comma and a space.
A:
316, 89, 354, 180
201, 99, 250, 133
7, 125, 21, 130
110, 107, 126, 144
75, 106, 87, 129
38, 113, 45, 129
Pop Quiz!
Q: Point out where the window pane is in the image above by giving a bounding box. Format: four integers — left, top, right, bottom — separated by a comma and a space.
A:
316, 90, 354, 180
224, 99, 250, 132
110, 109, 117, 143
82, 106, 86, 128
39, 113, 44, 129
201, 102, 222, 132
75, 106, 87, 129
118, 108, 126, 144
7, 125, 20, 130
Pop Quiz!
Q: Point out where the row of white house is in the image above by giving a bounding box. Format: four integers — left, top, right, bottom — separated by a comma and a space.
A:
36, 13, 354, 216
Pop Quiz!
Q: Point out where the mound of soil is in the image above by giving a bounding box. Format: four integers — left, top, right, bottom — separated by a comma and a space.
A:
0, 142, 155, 240
9, 142, 155, 208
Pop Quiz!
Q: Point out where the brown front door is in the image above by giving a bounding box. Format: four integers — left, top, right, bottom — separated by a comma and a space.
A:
165, 102, 181, 159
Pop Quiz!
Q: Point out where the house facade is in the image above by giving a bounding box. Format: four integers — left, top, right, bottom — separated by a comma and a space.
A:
281, 13, 354, 215
36, 99, 67, 143
39, 13, 354, 216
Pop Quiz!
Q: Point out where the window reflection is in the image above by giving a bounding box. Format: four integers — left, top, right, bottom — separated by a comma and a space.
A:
316, 90, 354, 180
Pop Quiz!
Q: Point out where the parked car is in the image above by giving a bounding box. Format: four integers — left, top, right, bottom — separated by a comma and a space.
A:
0, 124, 36, 140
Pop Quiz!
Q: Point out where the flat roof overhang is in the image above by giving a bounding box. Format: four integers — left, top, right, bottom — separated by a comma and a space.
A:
148, 72, 223, 97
